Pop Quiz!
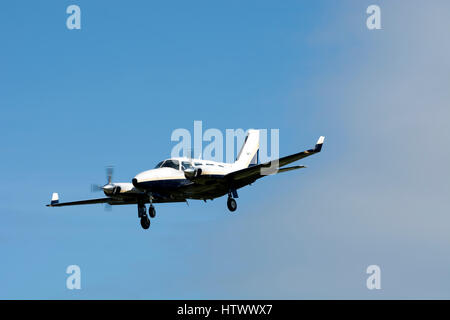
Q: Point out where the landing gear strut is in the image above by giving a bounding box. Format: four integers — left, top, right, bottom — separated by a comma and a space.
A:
147, 192, 156, 219
138, 204, 150, 229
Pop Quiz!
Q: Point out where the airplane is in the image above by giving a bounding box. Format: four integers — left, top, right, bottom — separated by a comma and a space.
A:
47, 130, 325, 230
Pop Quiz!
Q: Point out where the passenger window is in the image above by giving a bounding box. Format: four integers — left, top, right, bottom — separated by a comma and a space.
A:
182, 161, 193, 171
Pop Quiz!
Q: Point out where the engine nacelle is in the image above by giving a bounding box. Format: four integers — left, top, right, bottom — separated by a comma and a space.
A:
184, 167, 202, 180
112, 186, 121, 195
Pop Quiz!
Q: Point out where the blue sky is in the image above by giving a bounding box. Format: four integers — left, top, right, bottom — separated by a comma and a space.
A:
1, 1, 450, 299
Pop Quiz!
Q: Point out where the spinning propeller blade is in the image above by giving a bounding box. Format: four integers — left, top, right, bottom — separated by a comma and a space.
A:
91, 184, 103, 192
106, 166, 114, 185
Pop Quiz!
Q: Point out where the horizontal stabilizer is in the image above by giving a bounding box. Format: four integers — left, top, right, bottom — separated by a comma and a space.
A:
276, 165, 306, 173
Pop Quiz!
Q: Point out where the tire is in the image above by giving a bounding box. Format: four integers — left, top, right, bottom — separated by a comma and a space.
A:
149, 206, 156, 218
140, 216, 150, 229
227, 198, 237, 212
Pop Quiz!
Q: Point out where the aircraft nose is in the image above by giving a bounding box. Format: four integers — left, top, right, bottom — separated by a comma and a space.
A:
133, 170, 156, 189
132, 172, 146, 188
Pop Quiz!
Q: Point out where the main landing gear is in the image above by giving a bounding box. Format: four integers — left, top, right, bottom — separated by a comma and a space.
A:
149, 205, 156, 218
227, 189, 238, 212
138, 204, 150, 229
137, 193, 157, 230
138, 204, 157, 230
140, 214, 150, 229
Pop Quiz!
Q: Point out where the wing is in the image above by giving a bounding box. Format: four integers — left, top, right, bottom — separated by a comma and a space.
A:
47, 196, 128, 207
46, 193, 185, 207
226, 136, 324, 184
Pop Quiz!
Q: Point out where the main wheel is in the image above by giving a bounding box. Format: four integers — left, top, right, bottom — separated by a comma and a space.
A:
227, 197, 237, 212
140, 216, 150, 229
149, 205, 156, 218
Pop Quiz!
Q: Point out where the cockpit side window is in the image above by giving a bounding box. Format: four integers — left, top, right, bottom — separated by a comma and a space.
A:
155, 161, 165, 169
182, 161, 193, 171
161, 159, 180, 170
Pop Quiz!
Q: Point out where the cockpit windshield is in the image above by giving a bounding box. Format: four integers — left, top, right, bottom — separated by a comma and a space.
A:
154, 161, 165, 169
160, 160, 180, 170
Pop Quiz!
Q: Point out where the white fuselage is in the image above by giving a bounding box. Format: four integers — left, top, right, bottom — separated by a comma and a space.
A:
134, 157, 234, 184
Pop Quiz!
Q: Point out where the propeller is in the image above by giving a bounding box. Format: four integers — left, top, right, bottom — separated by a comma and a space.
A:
91, 165, 115, 193
90, 166, 116, 211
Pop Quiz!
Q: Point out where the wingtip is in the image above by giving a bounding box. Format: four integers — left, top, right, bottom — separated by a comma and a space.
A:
50, 192, 59, 206
315, 136, 325, 152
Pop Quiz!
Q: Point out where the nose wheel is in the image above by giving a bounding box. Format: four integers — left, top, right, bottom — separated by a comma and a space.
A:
227, 197, 237, 212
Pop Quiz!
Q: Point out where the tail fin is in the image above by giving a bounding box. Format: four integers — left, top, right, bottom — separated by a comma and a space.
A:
233, 129, 260, 169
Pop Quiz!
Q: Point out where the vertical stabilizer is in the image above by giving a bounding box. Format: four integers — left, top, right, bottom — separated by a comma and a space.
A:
233, 129, 260, 170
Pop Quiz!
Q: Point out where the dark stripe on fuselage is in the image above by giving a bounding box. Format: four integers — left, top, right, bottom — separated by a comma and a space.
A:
134, 174, 228, 198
